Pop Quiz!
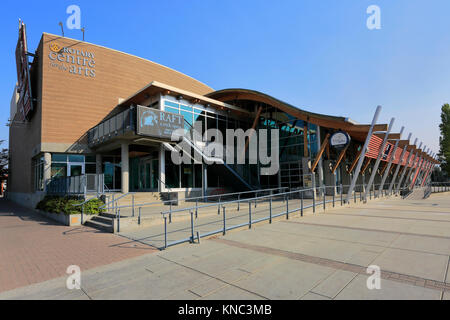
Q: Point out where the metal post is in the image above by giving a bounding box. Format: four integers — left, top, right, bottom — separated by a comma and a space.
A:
396, 138, 418, 194
340, 184, 343, 206
117, 209, 120, 233
197, 232, 200, 244
301, 191, 304, 217
379, 126, 404, 196
364, 117, 395, 202
223, 206, 226, 235
81, 204, 84, 225
403, 142, 422, 189
237, 194, 240, 211
132, 194, 135, 217
255, 193, 258, 208
346, 106, 382, 204
138, 207, 141, 225
286, 196, 289, 220
323, 187, 326, 210
270, 197, 273, 223
313, 187, 316, 213
190, 211, 194, 243
388, 133, 412, 195
332, 188, 335, 207
249, 202, 252, 229
163, 216, 168, 249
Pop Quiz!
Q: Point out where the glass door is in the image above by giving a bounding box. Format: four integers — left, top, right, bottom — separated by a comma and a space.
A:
68, 163, 84, 176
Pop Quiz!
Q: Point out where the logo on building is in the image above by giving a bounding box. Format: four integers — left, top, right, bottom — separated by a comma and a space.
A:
49, 43, 62, 53
48, 44, 96, 78
141, 110, 158, 127
330, 131, 351, 149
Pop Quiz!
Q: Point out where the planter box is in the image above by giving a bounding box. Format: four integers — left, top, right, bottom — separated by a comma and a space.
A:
35, 209, 97, 226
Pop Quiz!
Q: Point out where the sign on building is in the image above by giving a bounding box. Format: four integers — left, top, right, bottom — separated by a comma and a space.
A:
15, 21, 34, 121
330, 131, 351, 149
137, 106, 184, 140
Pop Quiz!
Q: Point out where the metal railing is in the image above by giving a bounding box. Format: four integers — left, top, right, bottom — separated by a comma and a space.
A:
430, 182, 450, 193
156, 183, 395, 250
87, 107, 135, 148
47, 174, 105, 197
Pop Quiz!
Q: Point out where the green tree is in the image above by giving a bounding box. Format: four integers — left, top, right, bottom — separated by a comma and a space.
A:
0, 140, 8, 177
438, 104, 450, 177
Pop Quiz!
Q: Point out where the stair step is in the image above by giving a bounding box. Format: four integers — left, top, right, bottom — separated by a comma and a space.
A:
85, 220, 113, 232
91, 215, 113, 224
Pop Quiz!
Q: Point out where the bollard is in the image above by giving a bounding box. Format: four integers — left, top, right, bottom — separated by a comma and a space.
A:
237, 194, 240, 211
197, 232, 200, 244
340, 184, 343, 206
138, 207, 141, 225
81, 204, 84, 225
255, 193, 258, 208
132, 194, 135, 217
323, 189, 326, 211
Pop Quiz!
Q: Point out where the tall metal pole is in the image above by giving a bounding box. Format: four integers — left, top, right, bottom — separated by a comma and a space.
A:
379, 126, 404, 196
401, 141, 422, 189
364, 117, 395, 202
388, 132, 411, 195
345, 106, 382, 204
408, 145, 426, 189
396, 138, 418, 194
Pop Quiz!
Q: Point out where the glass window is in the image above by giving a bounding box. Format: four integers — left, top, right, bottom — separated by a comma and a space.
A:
180, 105, 192, 112
165, 107, 179, 115
181, 110, 193, 130
195, 165, 202, 188
52, 154, 67, 162
85, 164, 96, 174
165, 151, 180, 188
181, 164, 194, 188
85, 155, 96, 163
34, 156, 45, 191
68, 155, 85, 163
164, 101, 179, 109
51, 163, 67, 178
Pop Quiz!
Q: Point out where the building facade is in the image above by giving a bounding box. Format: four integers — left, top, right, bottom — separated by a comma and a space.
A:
8, 31, 438, 208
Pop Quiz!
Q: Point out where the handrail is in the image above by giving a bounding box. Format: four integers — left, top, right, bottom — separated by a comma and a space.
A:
157, 178, 173, 193
111, 186, 289, 210
100, 192, 137, 209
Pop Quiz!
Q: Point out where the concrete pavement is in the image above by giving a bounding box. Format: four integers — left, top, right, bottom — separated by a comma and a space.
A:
1, 192, 450, 300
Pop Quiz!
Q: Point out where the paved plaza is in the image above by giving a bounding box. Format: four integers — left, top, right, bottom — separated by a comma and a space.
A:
1, 192, 450, 300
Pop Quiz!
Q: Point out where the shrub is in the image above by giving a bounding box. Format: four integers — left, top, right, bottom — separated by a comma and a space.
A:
36, 196, 105, 215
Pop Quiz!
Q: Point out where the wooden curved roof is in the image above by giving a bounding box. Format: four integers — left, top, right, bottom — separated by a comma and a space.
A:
207, 88, 388, 142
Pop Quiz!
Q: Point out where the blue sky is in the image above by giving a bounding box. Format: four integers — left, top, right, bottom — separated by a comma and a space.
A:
1, 0, 449, 154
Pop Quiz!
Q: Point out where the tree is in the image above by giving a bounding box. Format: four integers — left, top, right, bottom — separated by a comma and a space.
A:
438, 104, 450, 177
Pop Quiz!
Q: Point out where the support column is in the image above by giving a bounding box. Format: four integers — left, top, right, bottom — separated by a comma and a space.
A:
121, 142, 129, 194
159, 144, 165, 192
364, 117, 395, 201
96, 154, 102, 175
43, 152, 52, 192
323, 160, 336, 195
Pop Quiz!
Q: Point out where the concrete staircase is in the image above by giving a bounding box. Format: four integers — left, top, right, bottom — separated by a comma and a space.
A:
84, 193, 163, 233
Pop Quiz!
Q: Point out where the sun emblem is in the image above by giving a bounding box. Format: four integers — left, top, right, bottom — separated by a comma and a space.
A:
49, 43, 62, 53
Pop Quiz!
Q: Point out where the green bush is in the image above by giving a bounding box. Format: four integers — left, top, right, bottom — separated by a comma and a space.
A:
36, 196, 105, 215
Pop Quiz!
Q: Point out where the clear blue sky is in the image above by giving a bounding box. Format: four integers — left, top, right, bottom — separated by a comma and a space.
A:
1, 0, 449, 154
